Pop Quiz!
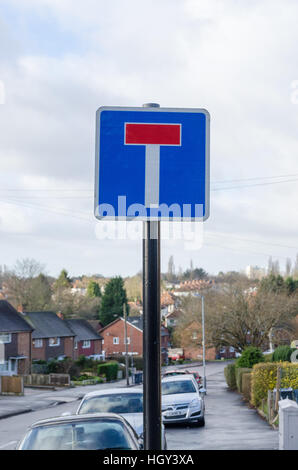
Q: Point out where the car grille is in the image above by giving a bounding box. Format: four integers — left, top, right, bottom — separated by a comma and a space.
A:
164, 413, 187, 420
163, 403, 189, 411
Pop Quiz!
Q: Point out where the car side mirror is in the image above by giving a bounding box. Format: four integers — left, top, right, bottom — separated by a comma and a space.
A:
199, 388, 206, 396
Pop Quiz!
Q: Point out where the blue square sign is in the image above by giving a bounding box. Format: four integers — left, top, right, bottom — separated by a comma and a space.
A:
94, 106, 210, 221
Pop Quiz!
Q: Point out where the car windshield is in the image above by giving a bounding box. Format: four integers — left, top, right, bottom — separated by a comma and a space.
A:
20, 419, 135, 450
162, 380, 196, 395
165, 372, 186, 376
79, 393, 143, 414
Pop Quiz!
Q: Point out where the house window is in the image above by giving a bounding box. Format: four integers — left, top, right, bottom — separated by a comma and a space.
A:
113, 337, 119, 345
49, 337, 60, 347
0, 333, 11, 344
82, 340, 91, 349
34, 339, 43, 348
192, 332, 198, 340
74, 341, 78, 350
0, 361, 9, 373
124, 337, 130, 345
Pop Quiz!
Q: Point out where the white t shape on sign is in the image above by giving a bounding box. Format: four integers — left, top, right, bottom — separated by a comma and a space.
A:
125, 123, 181, 208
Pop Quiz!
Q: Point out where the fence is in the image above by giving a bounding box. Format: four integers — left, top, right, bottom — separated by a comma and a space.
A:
23, 373, 70, 388
0, 375, 24, 395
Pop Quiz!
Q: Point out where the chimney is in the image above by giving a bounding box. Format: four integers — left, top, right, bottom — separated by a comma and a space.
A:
56, 311, 64, 320
17, 304, 25, 315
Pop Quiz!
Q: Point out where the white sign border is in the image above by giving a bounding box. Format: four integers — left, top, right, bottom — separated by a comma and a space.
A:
94, 106, 210, 222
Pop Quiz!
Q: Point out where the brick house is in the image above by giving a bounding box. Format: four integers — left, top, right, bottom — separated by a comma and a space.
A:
0, 300, 33, 375
65, 319, 103, 359
86, 320, 104, 335
179, 320, 236, 360
99, 316, 170, 362
24, 311, 75, 361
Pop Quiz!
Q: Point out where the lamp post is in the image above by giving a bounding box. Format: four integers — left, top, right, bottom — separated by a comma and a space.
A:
123, 304, 129, 387
195, 293, 206, 390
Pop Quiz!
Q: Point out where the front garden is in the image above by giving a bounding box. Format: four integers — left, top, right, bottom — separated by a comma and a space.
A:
224, 345, 298, 427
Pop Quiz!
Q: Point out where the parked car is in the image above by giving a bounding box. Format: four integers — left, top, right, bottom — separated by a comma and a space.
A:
163, 369, 202, 386
87, 353, 105, 361
16, 413, 140, 450
76, 388, 167, 449
161, 374, 205, 426
167, 348, 185, 361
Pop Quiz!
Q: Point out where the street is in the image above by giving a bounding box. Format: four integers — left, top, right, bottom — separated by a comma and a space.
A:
0, 362, 278, 450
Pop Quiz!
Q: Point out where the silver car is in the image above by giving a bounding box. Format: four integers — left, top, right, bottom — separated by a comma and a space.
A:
17, 413, 140, 450
76, 387, 167, 449
162, 374, 205, 426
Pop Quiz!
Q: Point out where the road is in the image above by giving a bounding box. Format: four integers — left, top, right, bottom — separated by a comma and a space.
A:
0, 361, 278, 450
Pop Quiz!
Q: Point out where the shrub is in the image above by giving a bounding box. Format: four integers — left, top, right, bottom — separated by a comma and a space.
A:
242, 373, 252, 402
251, 362, 298, 407
111, 355, 144, 371
236, 347, 264, 369
47, 359, 60, 374
272, 345, 296, 363
224, 364, 236, 390
98, 361, 119, 381
235, 367, 252, 393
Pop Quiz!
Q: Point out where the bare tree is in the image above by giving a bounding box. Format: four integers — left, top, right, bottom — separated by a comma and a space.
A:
173, 281, 298, 354
206, 285, 297, 352
4, 259, 46, 309
285, 258, 292, 277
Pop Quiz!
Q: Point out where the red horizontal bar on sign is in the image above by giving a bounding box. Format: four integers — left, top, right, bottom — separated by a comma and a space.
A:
125, 123, 181, 145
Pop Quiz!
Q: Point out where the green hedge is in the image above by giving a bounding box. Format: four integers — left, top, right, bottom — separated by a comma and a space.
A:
111, 355, 144, 371
236, 347, 264, 369
251, 362, 298, 407
97, 361, 119, 381
235, 367, 252, 393
242, 373, 252, 402
224, 364, 237, 390
272, 345, 296, 362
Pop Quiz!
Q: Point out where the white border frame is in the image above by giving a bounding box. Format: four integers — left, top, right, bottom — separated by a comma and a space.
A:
94, 106, 210, 221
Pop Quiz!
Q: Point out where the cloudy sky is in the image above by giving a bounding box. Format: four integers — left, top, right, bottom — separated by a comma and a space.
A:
0, 0, 297, 278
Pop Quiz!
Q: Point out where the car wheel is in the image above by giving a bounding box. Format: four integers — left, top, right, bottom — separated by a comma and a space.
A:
196, 417, 205, 427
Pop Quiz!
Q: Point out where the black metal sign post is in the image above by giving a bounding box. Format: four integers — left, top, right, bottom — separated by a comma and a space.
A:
95, 101, 209, 451
143, 219, 162, 450
142, 102, 162, 451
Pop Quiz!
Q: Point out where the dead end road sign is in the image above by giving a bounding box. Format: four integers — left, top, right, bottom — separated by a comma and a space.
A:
94, 106, 210, 221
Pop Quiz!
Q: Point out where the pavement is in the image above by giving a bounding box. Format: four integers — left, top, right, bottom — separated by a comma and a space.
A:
0, 378, 130, 420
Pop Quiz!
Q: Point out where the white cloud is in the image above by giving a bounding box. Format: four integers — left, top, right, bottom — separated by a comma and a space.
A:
0, 0, 298, 275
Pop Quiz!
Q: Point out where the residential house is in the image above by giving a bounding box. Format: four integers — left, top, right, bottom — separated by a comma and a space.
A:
65, 319, 103, 359
99, 316, 143, 358
0, 300, 33, 375
164, 309, 183, 328
179, 320, 236, 360
24, 311, 76, 361
99, 315, 170, 363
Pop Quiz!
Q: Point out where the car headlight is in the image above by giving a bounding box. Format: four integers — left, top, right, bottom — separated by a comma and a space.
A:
189, 398, 201, 409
